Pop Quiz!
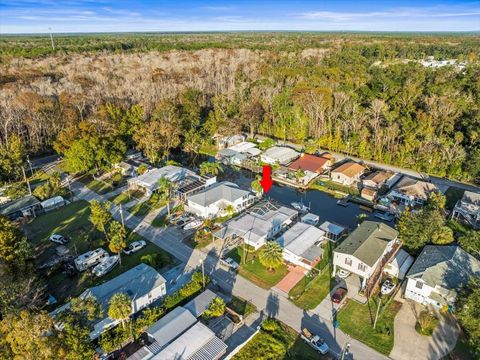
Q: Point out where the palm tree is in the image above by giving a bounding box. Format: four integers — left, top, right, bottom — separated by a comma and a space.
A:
108, 293, 133, 338
158, 177, 174, 215
200, 161, 223, 176
224, 204, 235, 217
251, 175, 262, 194
258, 241, 284, 272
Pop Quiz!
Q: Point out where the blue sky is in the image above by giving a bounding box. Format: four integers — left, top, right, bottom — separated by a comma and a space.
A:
1, 1, 479, 34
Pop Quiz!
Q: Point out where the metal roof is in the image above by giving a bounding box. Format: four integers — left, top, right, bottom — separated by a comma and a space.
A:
228, 141, 258, 153
277, 222, 325, 261
319, 221, 345, 236
152, 322, 227, 360
0, 195, 40, 215
146, 307, 197, 348
407, 245, 480, 290
129, 165, 197, 189
188, 182, 251, 207
184, 289, 218, 318
334, 221, 398, 267
261, 146, 300, 165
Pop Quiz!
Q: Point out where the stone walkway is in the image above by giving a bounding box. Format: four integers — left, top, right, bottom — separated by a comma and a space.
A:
390, 300, 460, 360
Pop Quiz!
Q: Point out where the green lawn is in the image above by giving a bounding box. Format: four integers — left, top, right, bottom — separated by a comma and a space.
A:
445, 187, 464, 211
151, 213, 168, 228
310, 179, 360, 196
24, 200, 174, 304
129, 195, 167, 217
108, 189, 144, 205
233, 318, 328, 360
227, 246, 288, 289
228, 295, 257, 318
289, 267, 333, 310
336, 299, 402, 355
79, 175, 115, 195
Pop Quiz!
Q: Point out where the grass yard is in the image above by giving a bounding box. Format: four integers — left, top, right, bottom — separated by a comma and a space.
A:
228, 295, 257, 318
79, 175, 115, 195
108, 189, 144, 205
233, 318, 329, 360
336, 298, 402, 355
227, 246, 288, 289
289, 267, 333, 310
184, 228, 213, 249
128, 194, 167, 217
24, 200, 174, 304
445, 187, 464, 211
151, 213, 168, 228
310, 179, 360, 196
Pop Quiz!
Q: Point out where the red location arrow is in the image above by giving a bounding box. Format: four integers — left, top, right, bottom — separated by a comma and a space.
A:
260, 165, 273, 193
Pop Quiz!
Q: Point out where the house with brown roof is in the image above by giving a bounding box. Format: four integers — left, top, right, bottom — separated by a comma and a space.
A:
288, 153, 332, 174
387, 176, 438, 207
330, 161, 366, 186
362, 170, 397, 190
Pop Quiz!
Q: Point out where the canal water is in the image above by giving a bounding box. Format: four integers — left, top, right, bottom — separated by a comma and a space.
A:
173, 151, 387, 230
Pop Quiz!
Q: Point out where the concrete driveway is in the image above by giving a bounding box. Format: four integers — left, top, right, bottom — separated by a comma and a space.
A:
390, 301, 460, 360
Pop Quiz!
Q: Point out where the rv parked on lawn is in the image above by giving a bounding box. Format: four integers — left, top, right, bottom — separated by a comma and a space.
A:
74, 248, 109, 272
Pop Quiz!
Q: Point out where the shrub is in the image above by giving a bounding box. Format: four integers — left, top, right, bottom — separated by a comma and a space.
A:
137, 164, 148, 175
203, 297, 226, 320
261, 318, 280, 332
141, 252, 170, 268
415, 310, 438, 336
258, 138, 275, 150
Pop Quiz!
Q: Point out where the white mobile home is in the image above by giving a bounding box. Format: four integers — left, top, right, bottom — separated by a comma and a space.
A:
74, 248, 109, 271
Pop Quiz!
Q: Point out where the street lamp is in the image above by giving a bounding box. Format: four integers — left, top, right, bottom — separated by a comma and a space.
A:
199, 259, 205, 288
340, 342, 351, 360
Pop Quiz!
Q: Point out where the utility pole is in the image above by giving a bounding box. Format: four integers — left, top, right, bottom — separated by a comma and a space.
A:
49, 27, 55, 51
373, 296, 382, 329
22, 167, 32, 195
120, 204, 125, 227
199, 259, 205, 288
27, 155, 34, 176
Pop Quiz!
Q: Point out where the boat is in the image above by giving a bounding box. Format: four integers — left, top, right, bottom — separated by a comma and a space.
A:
92, 255, 119, 277
336, 198, 349, 207
183, 219, 203, 230
291, 202, 310, 213
374, 211, 395, 222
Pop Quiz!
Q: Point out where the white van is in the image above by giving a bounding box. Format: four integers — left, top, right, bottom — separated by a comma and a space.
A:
74, 248, 109, 272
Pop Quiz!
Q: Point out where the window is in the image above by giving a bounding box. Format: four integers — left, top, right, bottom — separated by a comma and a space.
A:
416, 281, 423, 289
358, 263, 366, 272
344, 258, 352, 266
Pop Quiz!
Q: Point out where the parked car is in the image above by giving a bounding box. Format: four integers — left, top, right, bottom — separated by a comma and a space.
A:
49, 234, 68, 245
301, 328, 329, 354
92, 255, 119, 277
331, 287, 348, 304
381, 279, 395, 295
374, 211, 395, 222
123, 240, 147, 255
220, 257, 239, 270
337, 269, 351, 279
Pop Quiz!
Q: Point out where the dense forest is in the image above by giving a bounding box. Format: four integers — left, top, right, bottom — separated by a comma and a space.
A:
1, 32, 479, 183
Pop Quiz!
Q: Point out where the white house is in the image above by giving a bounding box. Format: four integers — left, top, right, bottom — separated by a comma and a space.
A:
332, 221, 400, 291
187, 182, 255, 219
405, 245, 480, 309
260, 146, 300, 165
452, 191, 480, 229
214, 200, 298, 250
387, 176, 437, 207
128, 165, 198, 196
52, 264, 166, 340
276, 222, 326, 270
330, 161, 366, 186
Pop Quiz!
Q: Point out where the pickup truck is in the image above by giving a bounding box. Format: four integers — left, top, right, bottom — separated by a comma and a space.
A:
301, 328, 329, 354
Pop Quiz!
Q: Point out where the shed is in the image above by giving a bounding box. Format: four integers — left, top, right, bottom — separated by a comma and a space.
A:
41, 196, 66, 212
319, 221, 346, 242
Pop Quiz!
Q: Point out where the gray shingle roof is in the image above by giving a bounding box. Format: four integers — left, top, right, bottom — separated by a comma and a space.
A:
188, 182, 250, 207
406, 245, 480, 290
334, 221, 398, 267
184, 289, 218, 318
277, 222, 325, 261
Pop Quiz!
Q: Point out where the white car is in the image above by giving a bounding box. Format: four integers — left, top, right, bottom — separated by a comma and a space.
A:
381, 279, 395, 295
123, 240, 147, 255
49, 234, 68, 245
337, 269, 351, 278
92, 255, 119, 277
220, 257, 239, 270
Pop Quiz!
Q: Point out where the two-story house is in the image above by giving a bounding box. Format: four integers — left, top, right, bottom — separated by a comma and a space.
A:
386, 176, 437, 207
332, 221, 401, 292
452, 191, 480, 230
186, 181, 255, 219
405, 245, 480, 309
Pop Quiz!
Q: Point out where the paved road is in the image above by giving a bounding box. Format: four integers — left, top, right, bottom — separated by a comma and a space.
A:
256, 135, 480, 193
72, 181, 388, 360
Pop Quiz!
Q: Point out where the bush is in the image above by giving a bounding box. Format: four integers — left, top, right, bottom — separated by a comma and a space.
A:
111, 172, 123, 186
261, 318, 280, 332
258, 138, 275, 150
137, 164, 148, 175
203, 297, 226, 320
415, 310, 438, 336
